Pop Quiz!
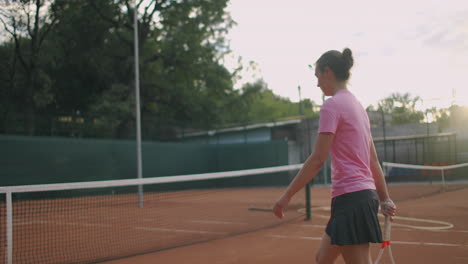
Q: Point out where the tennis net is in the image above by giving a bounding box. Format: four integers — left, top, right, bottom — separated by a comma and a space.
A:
382, 161, 468, 201
0, 164, 304, 264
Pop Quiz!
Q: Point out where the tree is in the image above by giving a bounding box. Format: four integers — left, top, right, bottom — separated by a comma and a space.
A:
143, 0, 234, 127
430, 105, 466, 131
1, 0, 318, 139
0, 0, 58, 135
0, 0, 236, 138
0, 42, 16, 133
224, 80, 318, 125
44, 0, 129, 137
84, 0, 235, 138
378, 92, 424, 124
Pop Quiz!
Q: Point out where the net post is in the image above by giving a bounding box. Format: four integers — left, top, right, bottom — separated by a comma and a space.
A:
305, 183, 311, 221
381, 162, 388, 178
323, 158, 328, 185
305, 116, 313, 221
441, 168, 446, 191
6, 191, 13, 264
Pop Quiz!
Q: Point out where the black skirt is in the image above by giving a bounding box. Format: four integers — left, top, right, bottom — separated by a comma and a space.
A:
325, 189, 382, 245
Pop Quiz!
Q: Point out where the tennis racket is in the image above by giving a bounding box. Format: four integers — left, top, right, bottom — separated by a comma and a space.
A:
374, 216, 396, 264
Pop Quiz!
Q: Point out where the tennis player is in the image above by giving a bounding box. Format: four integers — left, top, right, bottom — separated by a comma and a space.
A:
273, 48, 397, 264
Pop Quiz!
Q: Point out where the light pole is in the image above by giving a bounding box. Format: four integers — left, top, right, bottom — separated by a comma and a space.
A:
379, 103, 388, 162
133, 2, 143, 208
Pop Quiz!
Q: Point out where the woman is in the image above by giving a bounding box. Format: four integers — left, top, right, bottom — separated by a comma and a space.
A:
273, 48, 396, 264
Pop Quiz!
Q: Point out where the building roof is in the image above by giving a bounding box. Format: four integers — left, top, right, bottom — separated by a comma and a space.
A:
373, 132, 456, 142
181, 119, 301, 138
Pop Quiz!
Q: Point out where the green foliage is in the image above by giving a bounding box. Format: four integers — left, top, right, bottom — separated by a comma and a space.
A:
0, 0, 319, 139
431, 105, 468, 130
226, 80, 318, 125
378, 92, 424, 124
376, 93, 468, 130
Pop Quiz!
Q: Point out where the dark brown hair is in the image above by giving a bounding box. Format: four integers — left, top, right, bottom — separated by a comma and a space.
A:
316, 48, 354, 82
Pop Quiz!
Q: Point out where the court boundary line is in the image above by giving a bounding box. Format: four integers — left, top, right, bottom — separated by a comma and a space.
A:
297, 207, 455, 231
12, 219, 248, 235
266, 235, 468, 248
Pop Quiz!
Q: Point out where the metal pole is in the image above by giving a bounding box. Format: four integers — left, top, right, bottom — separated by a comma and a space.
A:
6, 192, 13, 264
426, 111, 430, 136
380, 104, 387, 162
415, 139, 418, 164
133, 5, 144, 208
324, 158, 328, 185
305, 118, 312, 220
422, 138, 426, 164
447, 135, 451, 164
298, 86, 311, 221
454, 134, 458, 164
298, 86, 303, 116
322, 94, 328, 185
441, 169, 446, 191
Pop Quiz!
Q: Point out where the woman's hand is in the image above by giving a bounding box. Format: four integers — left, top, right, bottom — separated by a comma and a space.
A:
381, 198, 397, 220
273, 195, 290, 219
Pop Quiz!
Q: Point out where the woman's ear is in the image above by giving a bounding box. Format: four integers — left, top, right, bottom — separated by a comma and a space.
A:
323, 66, 333, 79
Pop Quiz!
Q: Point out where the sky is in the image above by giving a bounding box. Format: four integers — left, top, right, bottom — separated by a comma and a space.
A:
223, 0, 468, 110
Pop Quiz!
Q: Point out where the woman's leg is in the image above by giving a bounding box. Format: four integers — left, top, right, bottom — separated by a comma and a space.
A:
340, 243, 371, 264
316, 233, 341, 264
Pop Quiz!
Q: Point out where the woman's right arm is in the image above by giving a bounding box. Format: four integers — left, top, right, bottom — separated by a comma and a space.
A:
272, 133, 334, 219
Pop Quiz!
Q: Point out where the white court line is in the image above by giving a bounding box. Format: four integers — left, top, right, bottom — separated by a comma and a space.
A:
432, 230, 468, 233
295, 224, 468, 233
294, 224, 327, 228
135, 226, 226, 235
13, 219, 468, 247
15, 220, 229, 235
394, 228, 468, 234
392, 241, 468, 247
268, 235, 322, 241
267, 235, 468, 248
14, 220, 112, 228
190, 220, 248, 225
305, 207, 457, 231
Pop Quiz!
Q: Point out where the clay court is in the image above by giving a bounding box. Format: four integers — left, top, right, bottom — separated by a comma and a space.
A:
99, 184, 468, 264
2, 182, 468, 264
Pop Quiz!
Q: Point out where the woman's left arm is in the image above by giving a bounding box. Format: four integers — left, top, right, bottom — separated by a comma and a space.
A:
370, 138, 397, 218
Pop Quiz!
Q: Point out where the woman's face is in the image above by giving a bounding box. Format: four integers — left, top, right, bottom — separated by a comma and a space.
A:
315, 67, 333, 96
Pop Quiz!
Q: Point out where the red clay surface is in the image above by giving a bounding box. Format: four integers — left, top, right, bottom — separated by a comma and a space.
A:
101, 185, 468, 264
1, 184, 467, 264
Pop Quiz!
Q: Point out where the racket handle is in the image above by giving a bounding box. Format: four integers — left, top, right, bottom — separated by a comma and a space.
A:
384, 215, 392, 241
375, 216, 395, 264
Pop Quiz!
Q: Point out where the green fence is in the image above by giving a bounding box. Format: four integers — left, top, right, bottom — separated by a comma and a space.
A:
0, 135, 288, 186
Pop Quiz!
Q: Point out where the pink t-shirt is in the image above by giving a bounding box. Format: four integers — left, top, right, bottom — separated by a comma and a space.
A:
318, 89, 376, 197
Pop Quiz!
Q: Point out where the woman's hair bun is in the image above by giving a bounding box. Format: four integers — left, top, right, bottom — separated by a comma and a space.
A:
316, 48, 354, 82
342, 48, 354, 70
